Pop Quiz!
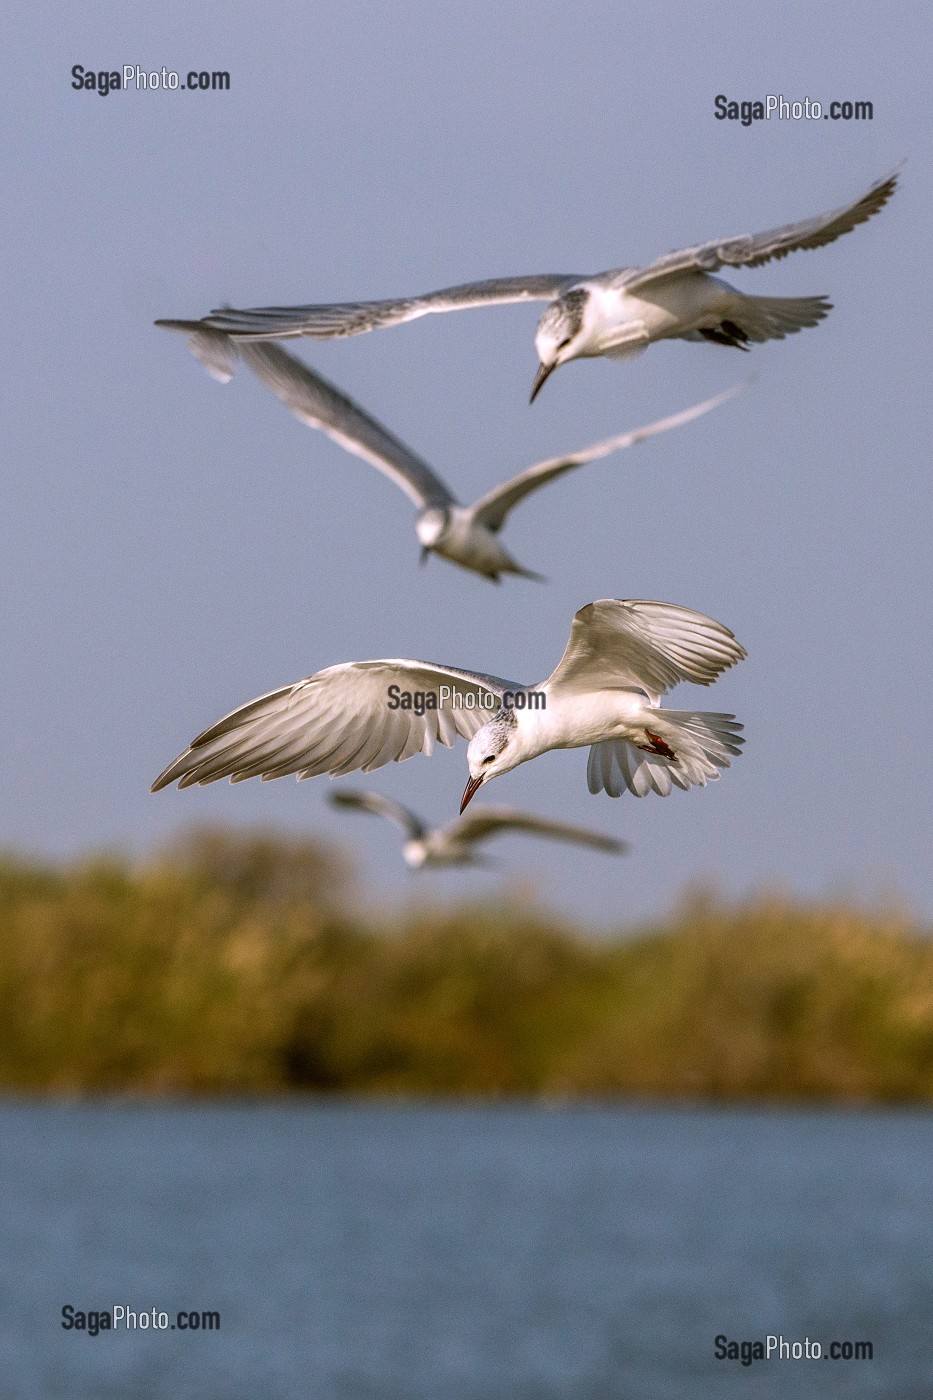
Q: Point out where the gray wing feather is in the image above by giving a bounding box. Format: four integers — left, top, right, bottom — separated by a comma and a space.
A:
238, 341, 455, 510
151, 661, 514, 792
448, 808, 627, 853
471, 386, 741, 532
329, 788, 426, 839
618, 168, 900, 291
193, 274, 578, 340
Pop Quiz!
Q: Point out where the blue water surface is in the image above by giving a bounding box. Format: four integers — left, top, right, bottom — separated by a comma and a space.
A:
0, 1104, 930, 1398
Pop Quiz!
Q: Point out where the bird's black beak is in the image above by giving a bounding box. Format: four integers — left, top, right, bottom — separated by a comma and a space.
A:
419, 547, 430, 566
529, 361, 555, 404
460, 774, 483, 814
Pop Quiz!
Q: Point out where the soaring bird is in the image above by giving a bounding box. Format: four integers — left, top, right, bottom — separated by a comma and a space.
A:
152, 599, 746, 809
194, 339, 738, 580
328, 789, 627, 867
156, 168, 899, 401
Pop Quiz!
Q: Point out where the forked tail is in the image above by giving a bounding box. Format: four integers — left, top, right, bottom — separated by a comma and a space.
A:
587, 711, 744, 798
727, 293, 832, 344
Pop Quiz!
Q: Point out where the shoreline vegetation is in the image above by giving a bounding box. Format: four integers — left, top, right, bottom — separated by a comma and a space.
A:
1, 826, 931, 1101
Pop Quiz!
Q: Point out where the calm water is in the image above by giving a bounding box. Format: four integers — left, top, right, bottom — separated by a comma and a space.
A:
0, 1104, 930, 1399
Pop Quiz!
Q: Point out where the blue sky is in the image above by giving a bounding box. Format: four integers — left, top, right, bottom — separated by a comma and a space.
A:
2, 1, 929, 925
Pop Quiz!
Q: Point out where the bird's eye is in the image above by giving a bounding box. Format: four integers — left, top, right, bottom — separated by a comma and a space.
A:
482, 755, 495, 765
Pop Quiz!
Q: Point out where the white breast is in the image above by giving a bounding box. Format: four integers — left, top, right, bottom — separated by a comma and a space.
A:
606, 274, 735, 344
522, 686, 650, 754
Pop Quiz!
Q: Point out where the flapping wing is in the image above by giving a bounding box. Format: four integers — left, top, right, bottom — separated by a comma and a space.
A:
152, 661, 514, 791
178, 274, 579, 341
155, 322, 241, 383
618, 168, 900, 292
545, 600, 746, 704
328, 788, 426, 840
451, 808, 627, 854
238, 341, 455, 510
471, 386, 741, 532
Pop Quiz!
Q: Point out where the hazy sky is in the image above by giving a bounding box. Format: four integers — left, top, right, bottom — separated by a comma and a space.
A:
3, 1, 930, 925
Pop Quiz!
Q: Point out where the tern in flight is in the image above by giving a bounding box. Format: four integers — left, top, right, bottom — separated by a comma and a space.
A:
156, 168, 898, 401
152, 599, 745, 810
201, 340, 737, 580
328, 789, 627, 868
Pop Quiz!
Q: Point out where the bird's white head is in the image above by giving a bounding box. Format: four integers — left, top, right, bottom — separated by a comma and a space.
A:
402, 839, 429, 869
461, 712, 520, 812
415, 507, 450, 561
531, 288, 590, 401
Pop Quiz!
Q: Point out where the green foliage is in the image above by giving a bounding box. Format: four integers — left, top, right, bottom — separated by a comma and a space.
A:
0, 829, 931, 1099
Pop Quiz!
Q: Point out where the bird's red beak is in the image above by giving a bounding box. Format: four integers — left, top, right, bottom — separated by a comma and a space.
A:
460, 774, 483, 814
529, 360, 555, 404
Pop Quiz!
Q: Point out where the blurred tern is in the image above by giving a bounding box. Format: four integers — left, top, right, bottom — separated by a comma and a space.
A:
212, 340, 737, 581
156, 168, 899, 401
151, 599, 746, 809
328, 789, 627, 867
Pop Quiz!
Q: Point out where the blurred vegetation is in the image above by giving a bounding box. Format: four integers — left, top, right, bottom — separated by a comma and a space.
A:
1, 826, 931, 1100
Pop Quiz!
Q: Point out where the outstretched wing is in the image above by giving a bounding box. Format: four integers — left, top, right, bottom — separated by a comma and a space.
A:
152, 660, 515, 792
618, 167, 900, 292
471, 386, 741, 532
545, 600, 746, 705
329, 788, 426, 840
451, 807, 627, 853
157, 274, 579, 343
238, 341, 455, 510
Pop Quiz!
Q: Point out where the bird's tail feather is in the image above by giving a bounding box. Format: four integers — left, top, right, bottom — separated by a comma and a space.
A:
503, 561, 548, 583
587, 711, 744, 798
730, 293, 832, 343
